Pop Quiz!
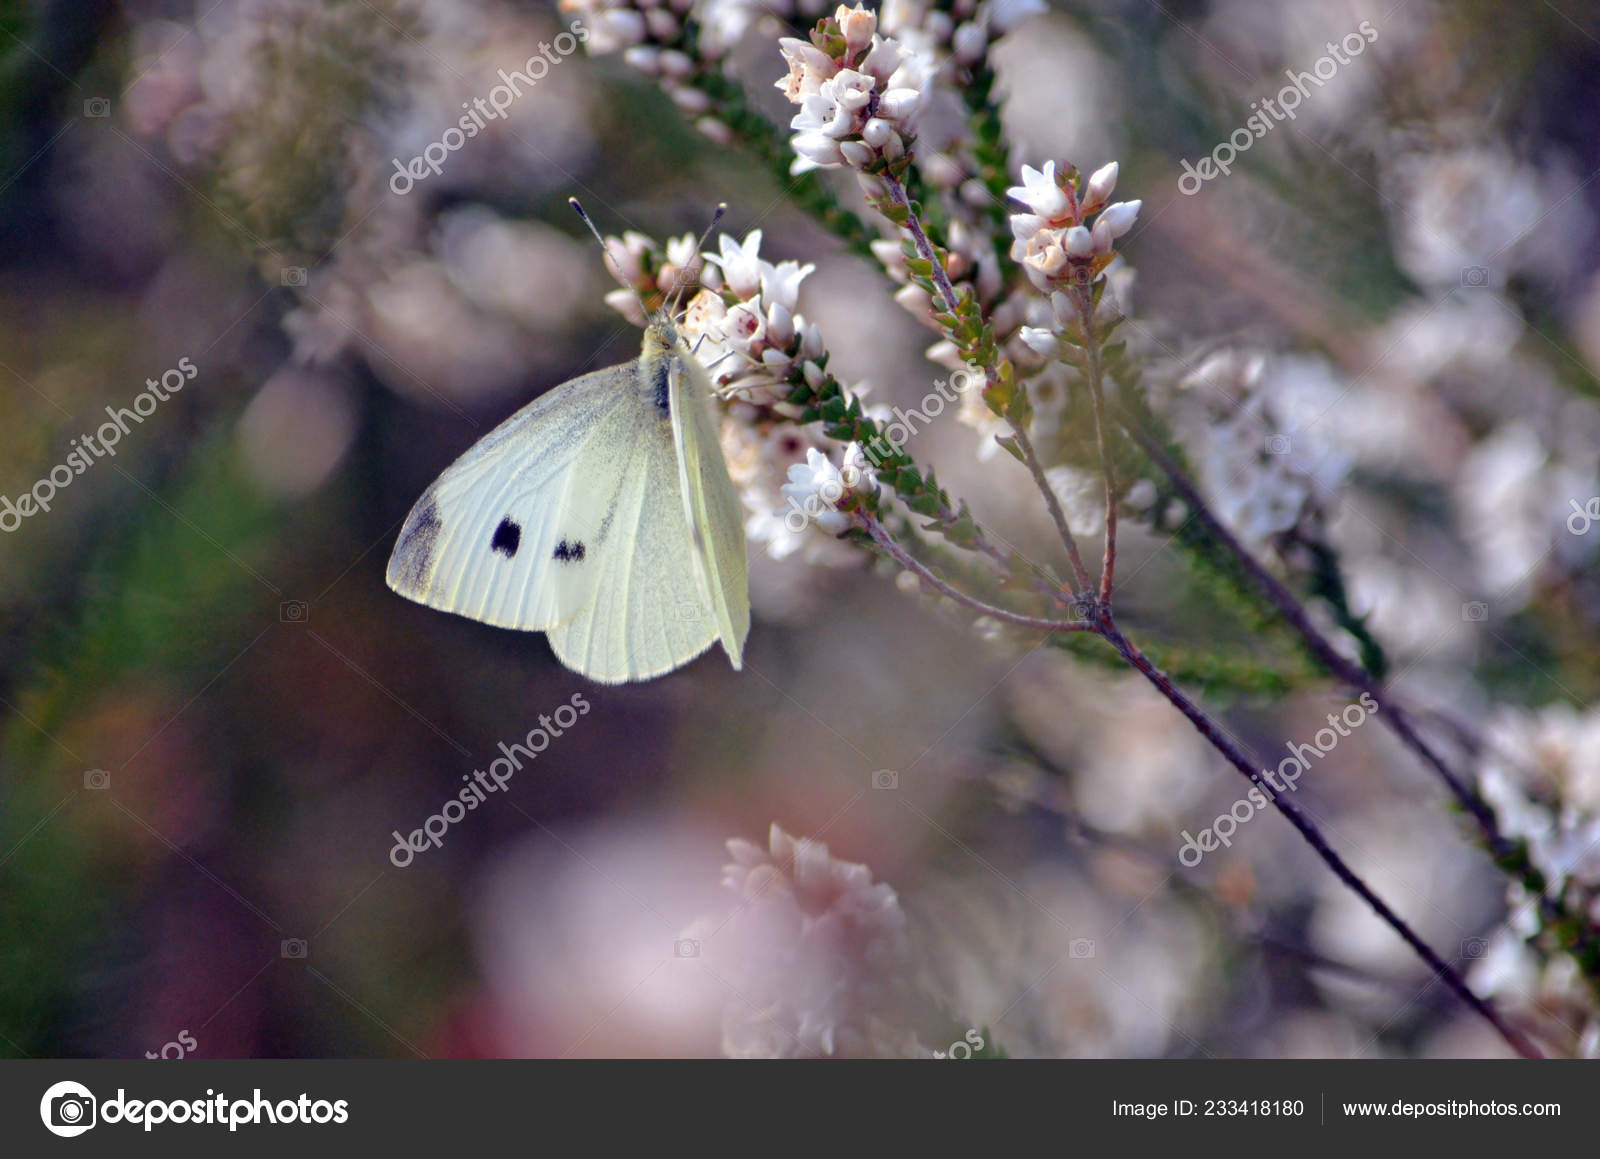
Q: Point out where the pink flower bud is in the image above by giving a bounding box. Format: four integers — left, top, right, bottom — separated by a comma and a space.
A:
838, 4, 877, 56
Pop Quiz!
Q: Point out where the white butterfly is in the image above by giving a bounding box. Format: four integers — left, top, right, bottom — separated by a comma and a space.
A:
385, 209, 749, 684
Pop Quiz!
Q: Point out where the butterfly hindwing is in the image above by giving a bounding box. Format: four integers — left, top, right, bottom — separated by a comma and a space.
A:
543, 415, 725, 682
668, 350, 751, 668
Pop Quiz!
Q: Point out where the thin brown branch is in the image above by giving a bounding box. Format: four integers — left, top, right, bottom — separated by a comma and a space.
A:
859, 511, 1095, 635
881, 172, 1095, 596
1097, 619, 1542, 1060
1071, 280, 1117, 606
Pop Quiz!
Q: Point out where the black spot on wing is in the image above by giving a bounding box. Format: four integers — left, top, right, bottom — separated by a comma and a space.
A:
491, 517, 521, 557
553, 539, 586, 563
392, 499, 442, 589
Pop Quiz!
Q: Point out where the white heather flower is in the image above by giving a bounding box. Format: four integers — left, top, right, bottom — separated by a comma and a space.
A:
696, 0, 765, 60
1025, 363, 1072, 440
776, 37, 838, 100
622, 44, 660, 74
1064, 225, 1094, 258
951, 20, 987, 65
990, 0, 1048, 34
838, 3, 877, 57
839, 139, 875, 168
765, 300, 795, 346
1018, 325, 1061, 358
1081, 161, 1118, 213
875, 85, 925, 125
1045, 465, 1106, 536
780, 446, 871, 535
707, 230, 765, 298
587, 7, 648, 54
1096, 199, 1142, 238
688, 824, 920, 1058
828, 69, 876, 114
1021, 231, 1069, 284
859, 36, 905, 85
1125, 478, 1158, 510
722, 302, 765, 351
1007, 161, 1070, 223
1008, 212, 1045, 259
861, 117, 895, 149
791, 131, 846, 172
779, 21, 929, 176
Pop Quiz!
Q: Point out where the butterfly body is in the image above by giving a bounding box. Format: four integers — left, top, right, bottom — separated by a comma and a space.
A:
386, 318, 750, 684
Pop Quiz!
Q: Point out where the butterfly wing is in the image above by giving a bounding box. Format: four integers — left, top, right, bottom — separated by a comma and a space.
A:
668, 346, 751, 668
388, 356, 729, 683
386, 365, 637, 632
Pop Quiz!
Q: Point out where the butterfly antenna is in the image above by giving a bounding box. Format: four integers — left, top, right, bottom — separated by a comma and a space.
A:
569, 197, 652, 324
665, 202, 728, 322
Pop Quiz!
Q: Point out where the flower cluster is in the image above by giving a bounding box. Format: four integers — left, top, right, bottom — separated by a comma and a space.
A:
688, 231, 820, 398
593, 228, 714, 327
555, 0, 748, 140
1007, 160, 1141, 294
682, 824, 923, 1057
777, 5, 930, 175
880, 0, 1046, 71
1466, 704, 1600, 1056
779, 444, 876, 536
595, 226, 873, 565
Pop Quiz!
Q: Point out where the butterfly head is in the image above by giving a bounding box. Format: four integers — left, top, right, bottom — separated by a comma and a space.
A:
641, 317, 685, 359
569, 197, 726, 348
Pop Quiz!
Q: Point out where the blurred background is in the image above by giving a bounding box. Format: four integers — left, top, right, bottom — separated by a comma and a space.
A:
2, 0, 1599, 1058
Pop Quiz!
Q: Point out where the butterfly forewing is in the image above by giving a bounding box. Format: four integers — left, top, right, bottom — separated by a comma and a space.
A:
386, 367, 635, 631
